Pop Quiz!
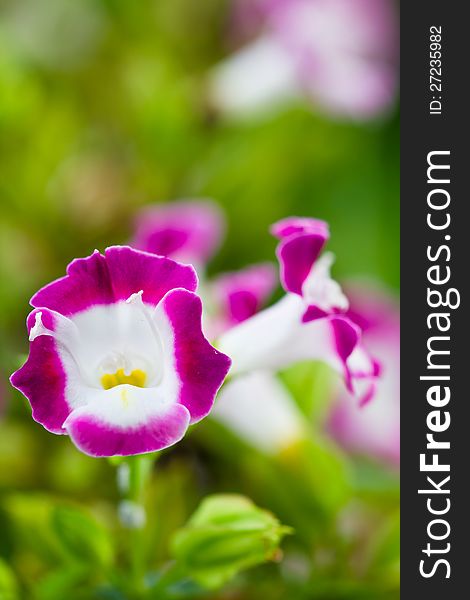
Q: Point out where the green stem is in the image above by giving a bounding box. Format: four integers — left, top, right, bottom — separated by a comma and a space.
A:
116, 454, 156, 597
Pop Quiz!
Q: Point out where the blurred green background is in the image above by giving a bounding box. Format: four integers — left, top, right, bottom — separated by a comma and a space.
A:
0, 1, 399, 598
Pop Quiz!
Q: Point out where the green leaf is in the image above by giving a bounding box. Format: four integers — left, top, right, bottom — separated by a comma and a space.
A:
0, 559, 18, 600
366, 511, 400, 586
52, 506, 113, 568
279, 361, 334, 422
34, 565, 92, 600
2, 494, 70, 565
171, 494, 291, 589
277, 437, 351, 514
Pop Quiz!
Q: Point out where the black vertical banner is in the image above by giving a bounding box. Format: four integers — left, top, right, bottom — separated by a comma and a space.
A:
401, 2, 468, 598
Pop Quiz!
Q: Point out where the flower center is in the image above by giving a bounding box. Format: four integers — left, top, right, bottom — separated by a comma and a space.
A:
101, 368, 147, 390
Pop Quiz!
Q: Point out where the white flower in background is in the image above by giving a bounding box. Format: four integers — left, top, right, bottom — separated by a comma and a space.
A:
211, 0, 398, 120
213, 371, 306, 454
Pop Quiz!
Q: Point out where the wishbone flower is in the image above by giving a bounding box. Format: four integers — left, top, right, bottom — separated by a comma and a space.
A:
211, 263, 277, 334
10, 246, 231, 457
212, 0, 398, 120
218, 217, 379, 405
131, 200, 225, 270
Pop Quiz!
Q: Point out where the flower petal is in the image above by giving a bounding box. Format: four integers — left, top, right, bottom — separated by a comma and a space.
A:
277, 233, 327, 295
271, 218, 329, 295
104, 246, 197, 305
327, 285, 400, 463
218, 295, 302, 374
31, 246, 198, 317
331, 317, 381, 405
270, 217, 329, 240
301, 305, 329, 322
10, 308, 81, 433
64, 386, 191, 457
264, 0, 398, 119
218, 295, 378, 402
155, 289, 232, 423
53, 300, 166, 389
213, 262, 277, 326
212, 371, 305, 454
132, 200, 225, 266
301, 253, 349, 318
31, 250, 114, 316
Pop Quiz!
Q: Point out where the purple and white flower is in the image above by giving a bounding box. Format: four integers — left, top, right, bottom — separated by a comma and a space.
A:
131, 200, 225, 270
218, 217, 379, 404
10, 246, 231, 457
211, 0, 398, 120
327, 285, 400, 465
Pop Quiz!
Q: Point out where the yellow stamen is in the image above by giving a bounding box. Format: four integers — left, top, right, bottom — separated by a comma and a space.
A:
101, 368, 147, 390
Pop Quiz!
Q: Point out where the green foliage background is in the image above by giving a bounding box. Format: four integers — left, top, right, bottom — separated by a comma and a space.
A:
0, 1, 399, 598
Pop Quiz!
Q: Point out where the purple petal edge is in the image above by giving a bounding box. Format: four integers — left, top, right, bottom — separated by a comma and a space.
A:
276, 232, 327, 295
65, 403, 191, 457
132, 200, 225, 264
31, 246, 198, 316
214, 263, 277, 324
10, 309, 70, 434
270, 216, 330, 240
331, 316, 381, 404
162, 288, 232, 423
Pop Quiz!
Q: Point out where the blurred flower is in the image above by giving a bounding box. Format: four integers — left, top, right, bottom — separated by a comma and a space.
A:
271, 217, 349, 320
210, 262, 277, 334
210, 36, 298, 116
229, 0, 267, 42
211, 0, 398, 119
131, 200, 225, 270
219, 217, 379, 404
271, 216, 330, 296
213, 370, 306, 453
327, 285, 400, 465
10, 246, 230, 457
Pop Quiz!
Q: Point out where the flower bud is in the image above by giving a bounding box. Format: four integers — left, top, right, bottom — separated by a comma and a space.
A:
171, 494, 291, 589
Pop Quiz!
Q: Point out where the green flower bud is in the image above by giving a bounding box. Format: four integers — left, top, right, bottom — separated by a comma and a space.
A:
171, 494, 291, 589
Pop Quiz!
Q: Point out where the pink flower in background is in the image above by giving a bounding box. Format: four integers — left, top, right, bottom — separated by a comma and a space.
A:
211, 0, 398, 119
131, 200, 225, 269
211, 263, 277, 333
11, 246, 231, 457
327, 286, 399, 465
219, 217, 379, 404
